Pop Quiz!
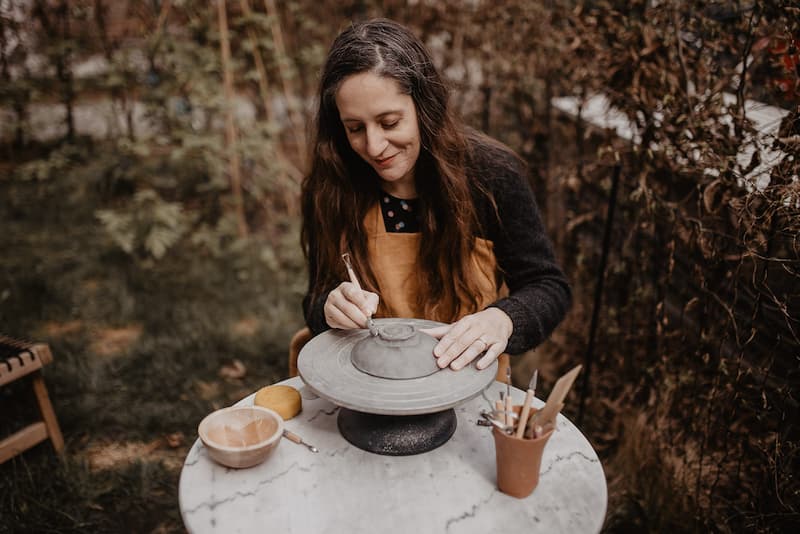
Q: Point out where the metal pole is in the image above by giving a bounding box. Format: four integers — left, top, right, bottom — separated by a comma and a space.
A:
577, 163, 621, 425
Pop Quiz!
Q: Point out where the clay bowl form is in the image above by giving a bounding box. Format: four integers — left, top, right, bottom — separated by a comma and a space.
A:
198, 406, 284, 469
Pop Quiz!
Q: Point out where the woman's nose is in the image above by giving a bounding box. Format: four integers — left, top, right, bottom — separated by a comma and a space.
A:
365, 127, 388, 158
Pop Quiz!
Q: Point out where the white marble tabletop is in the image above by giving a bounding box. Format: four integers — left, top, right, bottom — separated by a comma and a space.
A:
179, 376, 607, 533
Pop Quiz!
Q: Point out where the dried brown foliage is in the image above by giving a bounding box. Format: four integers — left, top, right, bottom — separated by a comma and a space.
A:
2, 0, 798, 531
385, 1, 798, 531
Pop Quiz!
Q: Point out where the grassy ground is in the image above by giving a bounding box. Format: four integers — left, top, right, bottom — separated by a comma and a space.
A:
0, 162, 306, 533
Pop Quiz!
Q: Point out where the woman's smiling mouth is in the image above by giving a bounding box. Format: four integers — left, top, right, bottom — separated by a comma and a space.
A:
375, 154, 397, 168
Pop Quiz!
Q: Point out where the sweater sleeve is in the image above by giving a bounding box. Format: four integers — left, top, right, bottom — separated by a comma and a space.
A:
302, 288, 332, 336
301, 228, 333, 335
478, 153, 572, 354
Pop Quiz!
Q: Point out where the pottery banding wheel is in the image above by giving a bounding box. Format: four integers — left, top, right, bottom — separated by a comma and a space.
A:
298, 318, 498, 455
298, 318, 497, 415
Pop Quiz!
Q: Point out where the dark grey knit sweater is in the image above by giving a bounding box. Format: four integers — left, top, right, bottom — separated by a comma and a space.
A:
303, 139, 571, 355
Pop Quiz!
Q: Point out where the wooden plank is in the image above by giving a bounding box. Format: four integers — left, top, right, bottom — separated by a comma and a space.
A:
32, 374, 65, 454
0, 422, 48, 464
0, 354, 42, 386
30, 343, 53, 366
0, 335, 34, 351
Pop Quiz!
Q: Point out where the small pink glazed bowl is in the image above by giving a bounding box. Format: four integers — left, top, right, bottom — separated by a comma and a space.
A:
198, 405, 284, 469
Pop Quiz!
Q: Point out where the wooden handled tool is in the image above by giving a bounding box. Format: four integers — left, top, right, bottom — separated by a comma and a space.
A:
525, 403, 561, 439
495, 392, 505, 421
341, 253, 378, 336
341, 253, 362, 291
283, 429, 319, 453
504, 367, 513, 426
515, 369, 538, 439
536, 364, 582, 426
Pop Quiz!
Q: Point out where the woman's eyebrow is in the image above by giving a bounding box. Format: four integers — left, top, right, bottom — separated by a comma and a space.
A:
340, 110, 403, 123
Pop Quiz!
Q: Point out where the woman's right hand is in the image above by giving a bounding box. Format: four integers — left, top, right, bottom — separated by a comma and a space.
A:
324, 282, 380, 330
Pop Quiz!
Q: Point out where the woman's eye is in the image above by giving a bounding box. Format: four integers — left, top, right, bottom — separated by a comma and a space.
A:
382, 121, 399, 129
346, 125, 364, 134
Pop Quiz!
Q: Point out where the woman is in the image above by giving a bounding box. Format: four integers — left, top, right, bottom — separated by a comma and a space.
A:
300, 18, 570, 374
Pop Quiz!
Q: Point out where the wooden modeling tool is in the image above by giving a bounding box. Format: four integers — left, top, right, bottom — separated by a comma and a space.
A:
341, 253, 378, 336
496, 392, 505, 420
504, 366, 513, 426
516, 369, 538, 439
536, 364, 582, 426
282, 429, 319, 453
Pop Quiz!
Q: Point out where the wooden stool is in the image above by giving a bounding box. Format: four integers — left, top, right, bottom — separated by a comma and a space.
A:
0, 335, 65, 463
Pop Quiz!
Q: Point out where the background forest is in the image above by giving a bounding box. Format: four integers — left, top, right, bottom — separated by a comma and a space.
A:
1, 0, 798, 532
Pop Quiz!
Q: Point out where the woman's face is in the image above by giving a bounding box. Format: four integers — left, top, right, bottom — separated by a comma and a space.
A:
335, 72, 421, 198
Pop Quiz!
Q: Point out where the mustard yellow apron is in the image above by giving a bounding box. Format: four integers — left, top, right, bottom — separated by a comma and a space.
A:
365, 204, 499, 318
289, 203, 510, 381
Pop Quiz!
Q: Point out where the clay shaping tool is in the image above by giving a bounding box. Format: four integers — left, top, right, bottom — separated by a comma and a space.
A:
536, 364, 583, 427
504, 366, 513, 426
515, 369, 538, 439
283, 429, 319, 453
495, 391, 505, 421
479, 411, 513, 434
341, 253, 379, 337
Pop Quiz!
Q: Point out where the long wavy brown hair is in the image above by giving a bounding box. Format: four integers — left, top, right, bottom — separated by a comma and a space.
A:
301, 18, 496, 323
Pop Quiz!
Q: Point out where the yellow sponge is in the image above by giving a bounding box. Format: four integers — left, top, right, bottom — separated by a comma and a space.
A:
254, 385, 302, 420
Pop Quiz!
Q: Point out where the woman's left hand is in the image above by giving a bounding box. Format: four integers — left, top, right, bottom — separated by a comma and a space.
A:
421, 308, 513, 371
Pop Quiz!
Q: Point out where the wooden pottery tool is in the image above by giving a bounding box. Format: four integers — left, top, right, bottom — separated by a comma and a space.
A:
341, 253, 378, 337
536, 364, 582, 426
504, 366, 513, 426
515, 369, 538, 439
525, 403, 561, 440
283, 429, 319, 453
496, 392, 505, 423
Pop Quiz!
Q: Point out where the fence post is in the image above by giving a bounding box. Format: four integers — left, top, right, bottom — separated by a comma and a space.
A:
577, 163, 621, 425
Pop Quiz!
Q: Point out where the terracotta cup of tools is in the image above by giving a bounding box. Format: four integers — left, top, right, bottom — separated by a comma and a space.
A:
492, 406, 555, 498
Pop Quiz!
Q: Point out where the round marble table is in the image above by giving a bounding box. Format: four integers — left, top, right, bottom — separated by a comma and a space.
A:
179, 376, 607, 533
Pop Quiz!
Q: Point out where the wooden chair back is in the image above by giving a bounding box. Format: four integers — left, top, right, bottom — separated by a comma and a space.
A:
0, 335, 65, 463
